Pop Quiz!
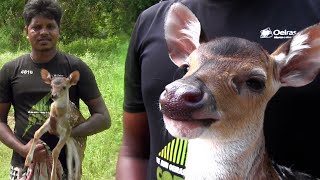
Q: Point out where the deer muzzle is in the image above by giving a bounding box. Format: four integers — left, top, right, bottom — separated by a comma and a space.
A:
159, 80, 220, 123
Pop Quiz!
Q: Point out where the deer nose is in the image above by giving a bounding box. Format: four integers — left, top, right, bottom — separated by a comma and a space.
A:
159, 82, 203, 120
51, 94, 58, 100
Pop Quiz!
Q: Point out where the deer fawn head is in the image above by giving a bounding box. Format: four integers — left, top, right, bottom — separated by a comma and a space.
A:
159, 3, 320, 142
41, 69, 80, 102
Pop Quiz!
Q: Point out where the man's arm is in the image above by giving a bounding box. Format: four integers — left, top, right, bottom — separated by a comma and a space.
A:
0, 103, 25, 156
71, 96, 111, 137
116, 111, 150, 180
0, 103, 47, 162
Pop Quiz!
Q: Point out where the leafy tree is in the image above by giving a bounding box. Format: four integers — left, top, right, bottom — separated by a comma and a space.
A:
59, 0, 159, 43
0, 1, 26, 49
0, 0, 159, 49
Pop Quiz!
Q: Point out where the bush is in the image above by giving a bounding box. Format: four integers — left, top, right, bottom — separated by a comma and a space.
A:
58, 34, 126, 56
0, 26, 29, 53
0, 0, 25, 50
0, 0, 159, 51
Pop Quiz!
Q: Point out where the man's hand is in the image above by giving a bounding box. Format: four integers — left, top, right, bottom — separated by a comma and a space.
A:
23, 139, 47, 163
48, 116, 58, 136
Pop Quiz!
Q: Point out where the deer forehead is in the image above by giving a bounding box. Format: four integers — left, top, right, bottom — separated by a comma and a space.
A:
185, 38, 273, 82
51, 76, 69, 87
185, 58, 272, 87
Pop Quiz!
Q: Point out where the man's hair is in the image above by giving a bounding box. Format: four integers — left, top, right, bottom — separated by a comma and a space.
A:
23, 0, 62, 27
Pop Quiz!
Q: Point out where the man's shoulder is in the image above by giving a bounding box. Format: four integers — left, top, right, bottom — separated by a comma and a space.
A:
57, 51, 92, 74
10, 54, 29, 62
142, 0, 174, 13
139, 0, 176, 21
57, 51, 81, 62
57, 51, 88, 67
2, 54, 30, 69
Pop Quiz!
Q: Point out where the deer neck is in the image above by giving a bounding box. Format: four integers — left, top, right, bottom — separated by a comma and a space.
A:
184, 129, 277, 180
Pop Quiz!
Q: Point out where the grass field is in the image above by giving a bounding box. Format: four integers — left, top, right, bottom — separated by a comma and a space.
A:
0, 38, 128, 180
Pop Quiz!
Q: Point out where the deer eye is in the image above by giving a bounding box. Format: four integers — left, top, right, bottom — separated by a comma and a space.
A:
246, 78, 265, 92
62, 86, 67, 90
173, 64, 189, 80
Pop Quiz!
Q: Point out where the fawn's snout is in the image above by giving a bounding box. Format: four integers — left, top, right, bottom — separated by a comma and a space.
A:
160, 78, 221, 138
51, 93, 58, 100
51, 89, 65, 100
50, 78, 68, 100
160, 82, 203, 118
160, 81, 210, 121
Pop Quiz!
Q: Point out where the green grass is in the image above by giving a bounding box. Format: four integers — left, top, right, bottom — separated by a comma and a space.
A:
0, 37, 128, 180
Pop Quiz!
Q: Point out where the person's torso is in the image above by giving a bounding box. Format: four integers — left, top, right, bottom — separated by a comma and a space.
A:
6, 52, 82, 168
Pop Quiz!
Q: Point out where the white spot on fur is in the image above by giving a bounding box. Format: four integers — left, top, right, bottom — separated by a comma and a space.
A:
276, 33, 310, 66
274, 52, 286, 62
180, 20, 201, 48
165, 3, 201, 49
287, 33, 310, 62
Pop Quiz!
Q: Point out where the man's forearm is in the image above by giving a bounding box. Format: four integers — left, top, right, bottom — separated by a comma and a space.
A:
0, 122, 26, 157
71, 112, 111, 137
116, 155, 148, 180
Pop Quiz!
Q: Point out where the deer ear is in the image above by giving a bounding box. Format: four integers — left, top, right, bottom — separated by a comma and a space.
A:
164, 2, 201, 67
40, 69, 52, 84
68, 71, 80, 86
272, 23, 320, 87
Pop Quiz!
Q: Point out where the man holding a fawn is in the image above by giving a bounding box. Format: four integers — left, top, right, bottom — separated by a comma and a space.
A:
0, 0, 111, 179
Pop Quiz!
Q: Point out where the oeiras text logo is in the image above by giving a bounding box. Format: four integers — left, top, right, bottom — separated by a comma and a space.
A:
260, 27, 296, 39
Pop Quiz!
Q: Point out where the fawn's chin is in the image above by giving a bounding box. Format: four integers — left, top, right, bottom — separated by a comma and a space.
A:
163, 115, 211, 139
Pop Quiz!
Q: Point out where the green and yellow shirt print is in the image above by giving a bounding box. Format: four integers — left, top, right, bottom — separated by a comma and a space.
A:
23, 93, 51, 137
156, 138, 188, 180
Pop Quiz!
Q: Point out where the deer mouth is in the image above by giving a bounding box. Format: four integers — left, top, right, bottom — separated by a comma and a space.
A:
163, 114, 220, 139
160, 103, 221, 125
164, 114, 218, 125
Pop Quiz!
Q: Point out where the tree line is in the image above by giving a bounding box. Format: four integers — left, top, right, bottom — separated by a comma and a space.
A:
0, 0, 159, 50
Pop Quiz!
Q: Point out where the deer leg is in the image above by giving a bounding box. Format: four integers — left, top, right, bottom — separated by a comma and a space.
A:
50, 131, 69, 180
66, 138, 74, 180
73, 146, 81, 180
67, 138, 81, 180
73, 139, 81, 180
25, 118, 50, 167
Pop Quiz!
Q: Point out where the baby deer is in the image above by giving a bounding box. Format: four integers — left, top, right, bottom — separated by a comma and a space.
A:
159, 3, 320, 180
25, 69, 86, 180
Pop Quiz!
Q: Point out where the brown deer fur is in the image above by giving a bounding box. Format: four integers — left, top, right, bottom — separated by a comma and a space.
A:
159, 3, 320, 180
25, 69, 86, 180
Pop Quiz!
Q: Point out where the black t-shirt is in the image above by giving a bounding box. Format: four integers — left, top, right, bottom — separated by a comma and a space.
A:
0, 51, 101, 169
124, 0, 320, 179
